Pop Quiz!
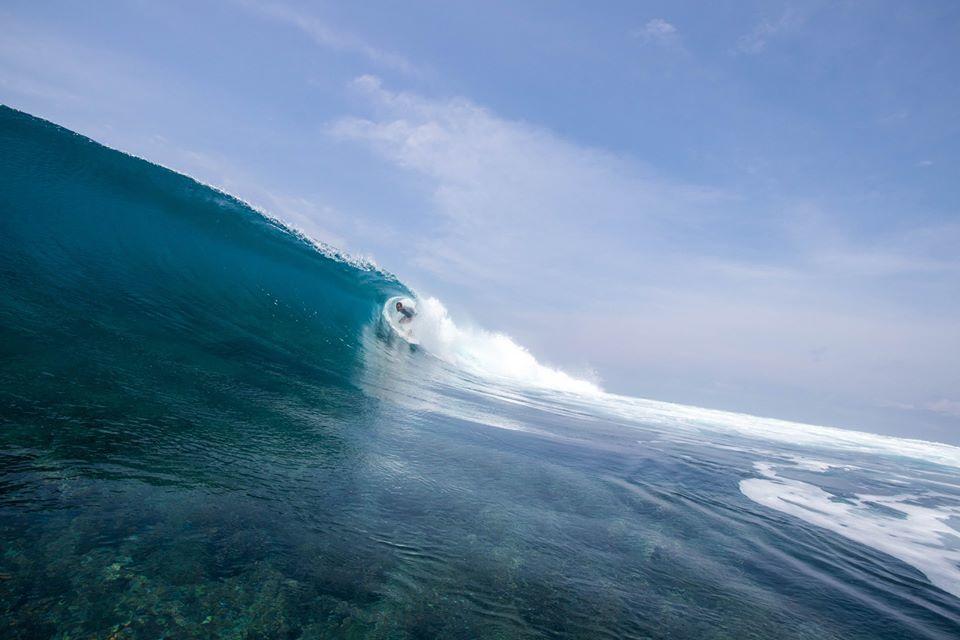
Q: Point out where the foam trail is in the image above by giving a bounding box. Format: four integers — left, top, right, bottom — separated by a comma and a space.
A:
741, 461, 960, 599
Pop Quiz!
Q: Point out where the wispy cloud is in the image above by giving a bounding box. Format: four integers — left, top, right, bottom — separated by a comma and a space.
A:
927, 399, 960, 418
330, 76, 960, 296
786, 207, 960, 277
886, 399, 960, 419
329, 75, 727, 300
877, 110, 909, 125
632, 18, 680, 46
735, 10, 803, 55
234, 1, 418, 74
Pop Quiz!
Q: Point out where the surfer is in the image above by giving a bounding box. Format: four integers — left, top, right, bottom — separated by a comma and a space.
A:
396, 300, 416, 324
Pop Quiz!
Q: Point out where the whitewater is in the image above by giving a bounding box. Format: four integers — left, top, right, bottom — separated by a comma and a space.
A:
2, 106, 959, 639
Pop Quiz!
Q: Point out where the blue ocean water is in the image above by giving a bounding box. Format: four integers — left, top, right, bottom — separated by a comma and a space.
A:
1, 106, 959, 639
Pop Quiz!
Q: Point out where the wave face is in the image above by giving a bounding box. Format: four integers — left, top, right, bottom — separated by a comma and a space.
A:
2, 106, 960, 639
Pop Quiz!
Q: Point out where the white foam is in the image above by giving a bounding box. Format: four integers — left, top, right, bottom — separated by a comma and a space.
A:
406, 296, 601, 395
741, 461, 960, 599
590, 394, 960, 470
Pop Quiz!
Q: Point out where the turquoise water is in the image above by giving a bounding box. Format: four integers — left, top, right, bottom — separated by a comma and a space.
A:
2, 106, 959, 639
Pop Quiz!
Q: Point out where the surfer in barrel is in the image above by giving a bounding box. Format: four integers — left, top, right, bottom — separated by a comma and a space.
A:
396, 300, 416, 324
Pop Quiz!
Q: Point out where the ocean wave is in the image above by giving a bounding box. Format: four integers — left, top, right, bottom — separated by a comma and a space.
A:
4, 105, 960, 637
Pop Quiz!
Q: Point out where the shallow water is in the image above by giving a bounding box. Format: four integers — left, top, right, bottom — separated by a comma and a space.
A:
2, 107, 959, 639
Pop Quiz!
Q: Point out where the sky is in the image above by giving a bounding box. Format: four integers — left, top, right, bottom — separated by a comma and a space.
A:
2, 0, 959, 443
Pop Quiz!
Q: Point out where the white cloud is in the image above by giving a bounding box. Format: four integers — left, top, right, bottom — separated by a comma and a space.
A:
329, 75, 727, 302
735, 11, 803, 55
234, 1, 417, 74
926, 399, 960, 418
884, 399, 960, 419
632, 18, 680, 46
877, 110, 909, 125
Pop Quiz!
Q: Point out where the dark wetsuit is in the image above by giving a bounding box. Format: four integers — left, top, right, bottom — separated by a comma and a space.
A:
398, 306, 415, 323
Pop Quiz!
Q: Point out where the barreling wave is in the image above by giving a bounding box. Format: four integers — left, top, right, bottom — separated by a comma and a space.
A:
0, 106, 600, 409
4, 105, 960, 463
